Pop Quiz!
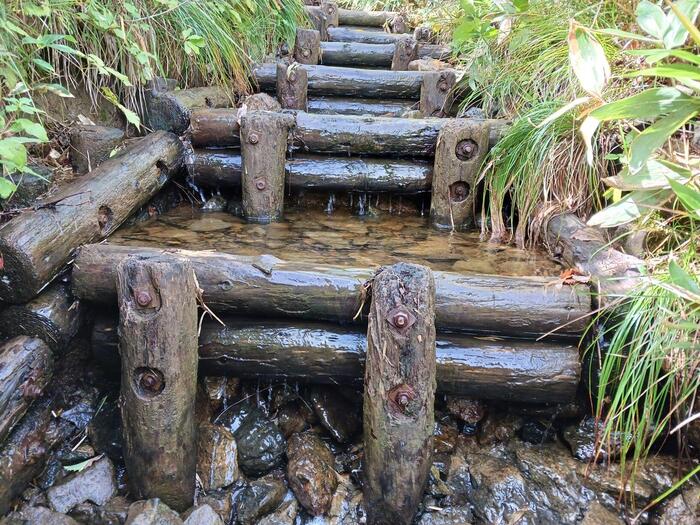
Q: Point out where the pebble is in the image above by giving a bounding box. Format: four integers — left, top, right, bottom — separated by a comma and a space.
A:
124, 499, 183, 525
234, 474, 286, 525
46, 456, 117, 513
287, 432, 338, 516
182, 504, 224, 525
197, 423, 239, 491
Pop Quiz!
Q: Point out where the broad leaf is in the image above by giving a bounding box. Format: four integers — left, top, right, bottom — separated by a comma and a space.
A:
627, 48, 700, 65
101, 87, 140, 130
568, 20, 610, 98
629, 104, 700, 172
627, 63, 700, 82
0, 178, 17, 199
603, 159, 690, 190
668, 260, 700, 295
0, 138, 28, 168
636, 0, 666, 39
587, 189, 671, 228
33, 83, 73, 98
10, 118, 48, 142
663, 0, 700, 48
669, 178, 700, 217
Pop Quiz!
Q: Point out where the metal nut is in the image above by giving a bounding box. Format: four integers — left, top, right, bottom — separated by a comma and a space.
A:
302, 49, 310, 58
455, 139, 478, 161
438, 81, 449, 92
248, 133, 259, 145
393, 312, 409, 328
255, 179, 267, 191
135, 290, 152, 307
136, 368, 165, 396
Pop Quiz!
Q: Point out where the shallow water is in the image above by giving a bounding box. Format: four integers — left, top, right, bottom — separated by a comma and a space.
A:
111, 205, 560, 276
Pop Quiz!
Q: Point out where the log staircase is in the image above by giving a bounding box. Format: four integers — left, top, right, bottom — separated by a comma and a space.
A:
0, 4, 599, 523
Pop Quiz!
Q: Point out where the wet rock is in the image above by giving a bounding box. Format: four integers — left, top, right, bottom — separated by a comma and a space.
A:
317, 475, 365, 525
276, 400, 314, 438
257, 494, 298, 525
2, 506, 79, 525
87, 398, 123, 463
60, 401, 96, 430
47, 456, 117, 513
286, 432, 338, 516
226, 199, 243, 217
183, 504, 224, 525
308, 386, 361, 443
459, 107, 487, 119
518, 420, 555, 444
197, 423, 239, 491
68, 495, 131, 525
242, 93, 281, 112
443, 452, 471, 507
416, 507, 474, 524
196, 489, 236, 524
124, 499, 183, 525
218, 403, 286, 477
234, 474, 286, 525
580, 501, 625, 524
434, 420, 461, 454
1, 163, 53, 210
201, 196, 228, 212
652, 485, 700, 524
446, 397, 487, 425
478, 412, 522, 445
203, 377, 240, 413
408, 58, 451, 71
562, 417, 619, 462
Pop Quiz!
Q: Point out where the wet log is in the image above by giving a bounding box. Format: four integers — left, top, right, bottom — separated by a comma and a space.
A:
70, 124, 124, 175
420, 70, 457, 117
189, 108, 241, 148
0, 283, 83, 353
0, 336, 54, 443
145, 86, 233, 135
240, 111, 295, 223
337, 9, 399, 27
186, 150, 432, 193
294, 28, 321, 65
364, 264, 435, 525
253, 63, 424, 99
117, 256, 198, 512
308, 96, 416, 116
430, 119, 490, 230
320, 41, 394, 67
544, 213, 645, 303
93, 318, 581, 402
391, 37, 418, 71
328, 26, 404, 44
72, 244, 591, 338
305, 2, 338, 27
277, 63, 308, 110
419, 44, 451, 60
0, 131, 184, 304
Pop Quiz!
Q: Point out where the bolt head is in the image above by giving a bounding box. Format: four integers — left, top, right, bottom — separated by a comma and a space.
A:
135, 290, 152, 307
248, 133, 259, 145
397, 393, 410, 407
438, 81, 449, 92
393, 312, 408, 327
301, 49, 310, 58
288, 72, 297, 83
255, 179, 267, 191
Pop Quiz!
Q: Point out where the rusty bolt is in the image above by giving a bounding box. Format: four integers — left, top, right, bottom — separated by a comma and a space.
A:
135, 290, 152, 307
255, 179, 267, 191
455, 139, 478, 161
397, 393, 410, 408
393, 312, 409, 328
438, 81, 449, 92
388, 383, 416, 414
138, 369, 164, 394
248, 133, 259, 145
302, 49, 310, 58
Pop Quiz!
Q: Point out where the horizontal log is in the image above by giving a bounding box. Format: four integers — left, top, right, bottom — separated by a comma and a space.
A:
253, 63, 424, 99
72, 244, 590, 338
308, 96, 416, 116
320, 41, 394, 67
328, 26, 404, 44
419, 44, 451, 60
0, 336, 54, 443
337, 9, 398, 27
0, 132, 184, 303
146, 86, 233, 135
0, 283, 83, 353
92, 318, 580, 403
189, 108, 241, 148
186, 149, 432, 193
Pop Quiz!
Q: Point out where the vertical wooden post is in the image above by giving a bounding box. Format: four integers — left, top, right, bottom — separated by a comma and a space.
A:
391, 37, 418, 71
390, 14, 409, 34
306, 9, 329, 41
240, 111, 295, 223
420, 70, 457, 117
294, 29, 321, 65
430, 119, 490, 230
276, 63, 308, 110
363, 263, 436, 525
320, 1, 338, 28
117, 256, 198, 512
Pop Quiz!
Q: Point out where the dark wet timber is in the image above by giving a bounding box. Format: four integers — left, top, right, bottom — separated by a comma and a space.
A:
0, 283, 83, 353
0, 336, 54, 443
72, 244, 591, 338
337, 9, 402, 28
145, 86, 233, 134
364, 264, 436, 525
69, 124, 124, 175
117, 256, 198, 512
320, 41, 394, 67
308, 96, 416, 116
328, 26, 406, 44
254, 63, 424, 99
0, 131, 184, 304
187, 149, 432, 193
189, 108, 241, 148
92, 317, 581, 403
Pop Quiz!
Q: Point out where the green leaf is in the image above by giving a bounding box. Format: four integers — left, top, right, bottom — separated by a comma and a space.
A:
668, 178, 700, 217
0, 178, 18, 199
603, 159, 690, 190
627, 63, 700, 81
32, 58, 55, 74
636, 0, 666, 39
627, 48, 700, 65
668, 260, 700, 295
0, 138, 28, 168
33, 83, 73, 98
10, 118, 48, 142
64, 455, 103, 473
101, 87, 140, 130
663, 0, 700, 48
587, 189, 671, 228
595, 28, 660, 44
568, 20, 610, 98
629, 104, 699, 172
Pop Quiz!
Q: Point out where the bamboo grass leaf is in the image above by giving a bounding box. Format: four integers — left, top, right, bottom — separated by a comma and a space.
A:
568, 20, 610, 98
587, 189, 671, 227
668, 178, 700, 217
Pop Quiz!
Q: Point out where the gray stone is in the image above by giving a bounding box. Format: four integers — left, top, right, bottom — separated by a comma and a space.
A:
201, 196, 228, 212
653, 486, 700, 525
124, 499, 183, 525
1, 506, 79, 525
234, 475, 286, 525
257, 495, 298, 525
197, 423, 239, 491
47, 457, 117, 513
416, 507, 474, 524
286, 432, 338, 516
183, 504, 224, 525
68, 496, 130, 524
580, 501, 625, 525
308, 386, 361, 443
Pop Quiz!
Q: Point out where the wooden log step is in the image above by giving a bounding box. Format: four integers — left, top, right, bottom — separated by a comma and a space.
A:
419, 44, 451, 60
337, 9, 410, 31
72, 244, 591, 338
0, 336, 54, 443
320, 41, 394, 67
0, 283, 83, 353
186, 149, 432, 193
189, 108, 240, 148
0, 131, 184, 304
92, 317, 581, 403
145, 85, 233, 135
253, 63, 424, 99
328, 26, 405, 44
308, 96, 416, 117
